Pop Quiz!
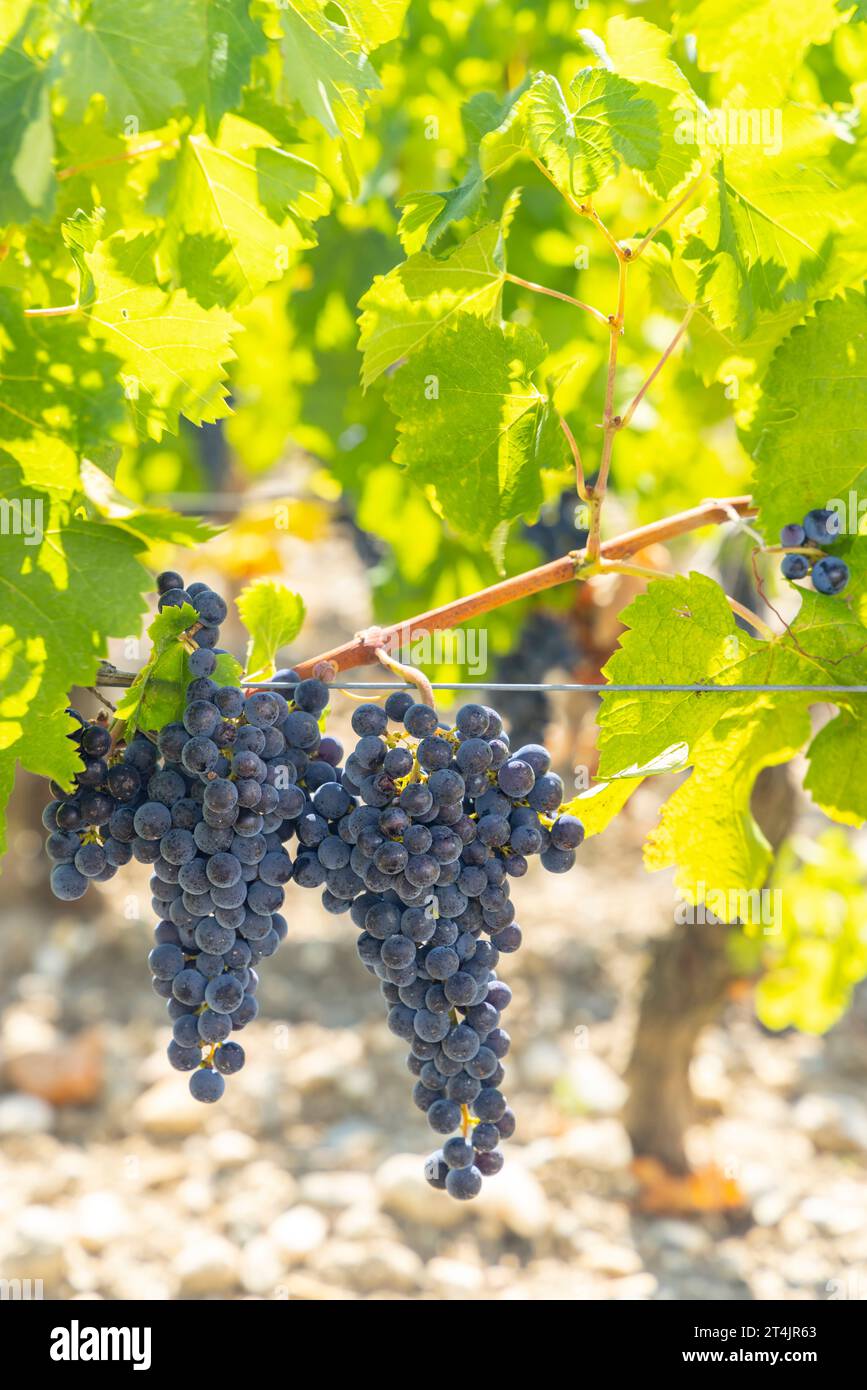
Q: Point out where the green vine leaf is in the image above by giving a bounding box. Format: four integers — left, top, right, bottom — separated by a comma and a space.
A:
114, 602, 199, 736
53, 0, 206, 129
596, 574, 867, 910
672, 0, 844, 103
0, 288, 126, 484
587, 15, 698, 100
804, 713, 867, 826
186, 0, 268, 137
645, 699, 812, 905
0, 23, 54, 223
524, 69, 661, 201
678, 112, 856, 336
164, 131, 332, 308
78, 461, 222, 548
397, 78, 531, 253
78, 229, 240, 435
748, 291, 867, 542
384, 316, 565, 551
751, 831, 867, 1033
277, 0, 381, 140
116, 602, 243, 737
0, 456, 151, 855
358, 222, 506, 388
237, 579, 306, 679
562, 743, 690, 838
337, 0, 410, 48
479, 61, 698, 205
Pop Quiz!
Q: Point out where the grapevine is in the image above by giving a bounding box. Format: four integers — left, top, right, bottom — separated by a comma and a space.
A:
4, 0, 867, 1231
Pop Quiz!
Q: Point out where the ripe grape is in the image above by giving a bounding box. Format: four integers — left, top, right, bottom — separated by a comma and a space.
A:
803, 508, 841, 545
192, 589, 228, 625
781, 553, 809, 581
42, 569, 585, 1151
214, 1041, 245, 1075
328, 698, 583, 1196
102, 578, 297, 1096
168, 1040, 201, 1072
779, 523, 807, 548
812, 555, 850, 595
445, 1165, 483, 1200
156, 570, 185, 594
50, 863, 88, 900
189, 1068, 225, 1102
189, 647, 217, 678
158, 587, 191, 611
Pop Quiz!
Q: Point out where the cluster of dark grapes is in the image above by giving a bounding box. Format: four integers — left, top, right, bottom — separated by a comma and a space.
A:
43, 570, 337, 1103
144, 572, 345, 1101
780, 509, 849, 595
523, 489, 589, 561
288, 692, 583, 1200
42, 571, 588, 1182
42, 713, 151, 901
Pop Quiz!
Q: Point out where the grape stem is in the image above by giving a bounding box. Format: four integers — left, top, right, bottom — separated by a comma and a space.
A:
86, 687, 117, 714
289, 495, 757, 677
630, 173, 708, 260
24, 301, 80, 318
595, 559, 775, 640
524, 166, 704, 563
585, 255, 628, 562
764, 544, 825, 558
617, 305, 696, 431
504, 272, 609, 325
364, 632, 436, 707
90, 498, 758, 689
56, 138, 180, 181
559, 415, 588, 502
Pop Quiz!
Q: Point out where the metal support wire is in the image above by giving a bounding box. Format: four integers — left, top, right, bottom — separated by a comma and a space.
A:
206, 680, 867, 694
93, 667, 867, 694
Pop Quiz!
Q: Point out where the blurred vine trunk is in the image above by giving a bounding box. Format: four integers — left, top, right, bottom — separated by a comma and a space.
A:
624, 763, 796, 1174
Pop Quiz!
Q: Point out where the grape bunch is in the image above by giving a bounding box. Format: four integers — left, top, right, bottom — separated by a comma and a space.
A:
779, 509, 849, 595
41, 567, 590, 1172
143, 575, 344, 1101
43, 570, 334, 1103
290, 692, 584, 1199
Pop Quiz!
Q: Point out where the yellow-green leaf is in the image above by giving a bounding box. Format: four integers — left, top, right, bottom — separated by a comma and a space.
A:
237, 579, 306, 678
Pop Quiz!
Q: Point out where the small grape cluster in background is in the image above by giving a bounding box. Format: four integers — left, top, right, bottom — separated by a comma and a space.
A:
43, 713, 148, 902
779, 509, 849, 595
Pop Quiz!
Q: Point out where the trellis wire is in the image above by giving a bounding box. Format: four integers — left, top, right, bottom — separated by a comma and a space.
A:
92, 668, 867, 694
241, 681, 867, 694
